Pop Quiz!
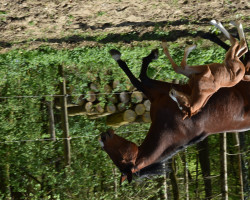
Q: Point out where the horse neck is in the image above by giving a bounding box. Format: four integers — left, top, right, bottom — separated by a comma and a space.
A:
132, 83, 193, 172
142, 80, 181, 102
134, 124, 196, 172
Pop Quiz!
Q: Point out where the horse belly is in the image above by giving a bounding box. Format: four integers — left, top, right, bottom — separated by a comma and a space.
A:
203, 87, 250, 133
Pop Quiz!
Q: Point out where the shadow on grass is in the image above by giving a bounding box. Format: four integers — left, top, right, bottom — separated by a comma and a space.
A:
0, 18, 249, 48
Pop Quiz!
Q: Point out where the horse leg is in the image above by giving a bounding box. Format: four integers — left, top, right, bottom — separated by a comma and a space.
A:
180, 45, 197, 68
189, 92, 212, 117
110, 49, 165, 101
162, 41, 184, 75
162, 42, 205, 77
109, 49, 146, 95
139, 49, 159, 81
169, 67, 213, 118
200, 32, 230, 51
221, 22, 248, 82
210, 20, 248, 58
210, 20, 236, 45
204, 21, 249, 71
230, 21, 248, 58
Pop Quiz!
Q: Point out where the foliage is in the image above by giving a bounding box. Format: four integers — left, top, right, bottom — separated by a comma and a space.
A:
0, 43, 249, 199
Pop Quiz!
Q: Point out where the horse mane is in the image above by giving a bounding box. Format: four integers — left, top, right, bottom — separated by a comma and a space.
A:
135, 162, 167, 179
135, 132, 207, 180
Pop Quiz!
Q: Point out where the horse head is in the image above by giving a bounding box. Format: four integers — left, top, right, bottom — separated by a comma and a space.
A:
99, 129, 138, 184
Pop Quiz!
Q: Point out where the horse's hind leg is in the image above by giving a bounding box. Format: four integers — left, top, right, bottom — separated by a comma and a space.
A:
210, 20, 248, 59
210, 20, 237, 45
230, 21, 248, 58
180, 45, 197, 68
162, 42, 202, 77
201, 32, 230, 51
139, 49, 159, 81
162, 42, 182, 74
109, 49, 145, 93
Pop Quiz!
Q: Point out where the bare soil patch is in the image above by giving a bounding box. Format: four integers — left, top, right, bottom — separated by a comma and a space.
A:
0, 0, 249, 52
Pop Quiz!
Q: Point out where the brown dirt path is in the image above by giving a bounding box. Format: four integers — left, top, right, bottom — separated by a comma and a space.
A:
0, 0, 249, 52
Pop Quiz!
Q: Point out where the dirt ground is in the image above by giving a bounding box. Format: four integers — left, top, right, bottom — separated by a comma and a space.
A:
0, 0, 249, 52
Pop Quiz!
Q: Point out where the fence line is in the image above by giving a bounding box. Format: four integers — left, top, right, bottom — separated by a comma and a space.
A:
0, 129, 149, 144
0, 91, 139, 99
1, 133, 249, 156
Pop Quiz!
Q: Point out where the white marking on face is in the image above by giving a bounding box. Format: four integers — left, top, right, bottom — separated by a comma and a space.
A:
169, 92, 177, 102
169, 90, 182, 110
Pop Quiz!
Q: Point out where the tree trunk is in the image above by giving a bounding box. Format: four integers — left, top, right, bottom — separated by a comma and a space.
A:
220, 133, 228, 200
131, 91, 143, 103
197, 138, 212, 199
239, 132, 250, 199
86, 91, 96, 102
143, 100, 151, 111
134, 103, 146, 115
119, 92, 130, 103
163, 163, 169, 200
0, 145, 11, 200
106, 109, 137, 127
184, 149, 189, 200
234, 132, 244, 200
47, 100, 56, 141
169, 157, 179, 200
142, 112, 151, 123
195, 153, 199, 199
112, 168, 118, 199
106, 103, 116, 114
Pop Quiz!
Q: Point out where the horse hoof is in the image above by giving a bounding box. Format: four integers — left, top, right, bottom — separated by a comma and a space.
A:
109, 49, 121, 61
210, 19, 217, 26
151, 49, 159, 60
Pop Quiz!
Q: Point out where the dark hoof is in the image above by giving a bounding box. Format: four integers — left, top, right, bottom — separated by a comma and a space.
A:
151, 49, 159, 60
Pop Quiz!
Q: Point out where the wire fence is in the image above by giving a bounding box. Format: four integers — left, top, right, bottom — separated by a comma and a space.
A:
0, 90, 249, 157
1, 132, 249, 157
0, 129, 149, 144
0, 91, 138, 99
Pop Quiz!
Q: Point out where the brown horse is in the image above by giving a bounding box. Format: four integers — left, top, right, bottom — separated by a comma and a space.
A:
201, 22, 250, 75
99, 33, 250, 185
162, 20, 249, 118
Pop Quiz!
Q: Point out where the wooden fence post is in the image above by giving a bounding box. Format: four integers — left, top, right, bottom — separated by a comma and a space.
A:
220, 132, 228, 200
234, 132, 244, 200
47, 100, 56, 141
58, 65, 71, 166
